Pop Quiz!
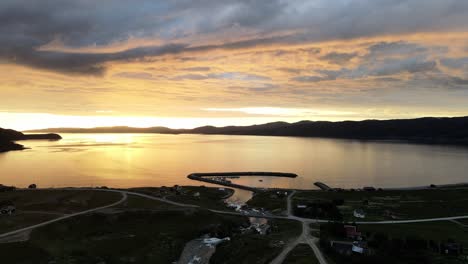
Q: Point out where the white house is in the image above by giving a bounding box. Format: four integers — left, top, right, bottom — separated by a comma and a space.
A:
353, 209, 366, 218
352, 241, 367, 254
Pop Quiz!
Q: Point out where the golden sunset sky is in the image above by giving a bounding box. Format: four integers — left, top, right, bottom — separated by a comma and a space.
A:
1, 0, 468, 130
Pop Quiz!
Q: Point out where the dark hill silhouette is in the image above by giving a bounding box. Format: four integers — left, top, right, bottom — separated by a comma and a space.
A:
27, 116, 468, 145
0, 128, 62, 152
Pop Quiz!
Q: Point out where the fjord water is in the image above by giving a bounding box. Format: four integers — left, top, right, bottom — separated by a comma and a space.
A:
1, 133, 468, 189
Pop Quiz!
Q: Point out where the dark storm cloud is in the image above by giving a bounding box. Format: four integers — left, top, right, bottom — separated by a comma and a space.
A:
1, 44, 188, 76
1, 0, 468, 75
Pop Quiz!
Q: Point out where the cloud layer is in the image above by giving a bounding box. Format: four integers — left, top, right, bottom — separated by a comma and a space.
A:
1, 0, 468, 127
1, 0, 468, 75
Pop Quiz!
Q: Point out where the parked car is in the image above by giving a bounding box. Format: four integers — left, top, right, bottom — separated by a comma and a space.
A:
0, 201, 16, 215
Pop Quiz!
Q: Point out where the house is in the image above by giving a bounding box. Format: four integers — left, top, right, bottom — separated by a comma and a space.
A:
202, 237, 230, 246
276, 191, 288, 198
441, 242, 462, 256
344, 225, 362, 239
193, 192, 200, 197
0, 201, 16, 215
384, 209, 399, 219
352, 241, 368, 254
330, 241, 353, 256
353, 208, 366, 218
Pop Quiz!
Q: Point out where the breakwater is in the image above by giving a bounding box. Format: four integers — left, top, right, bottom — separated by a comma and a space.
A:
187, 172, 298, 192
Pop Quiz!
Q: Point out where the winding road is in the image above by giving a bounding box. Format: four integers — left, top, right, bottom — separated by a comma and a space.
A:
270, 191, 328, 264
0, 191, 128, 239
2, 187, 468, 263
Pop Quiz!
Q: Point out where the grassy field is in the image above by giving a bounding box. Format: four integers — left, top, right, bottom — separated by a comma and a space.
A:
246, 190, 289, 215
359, 220, 468, 245
117, 195, 177, 210
0, 190, 303, 264
293, 188, 468, 220
210, 219, 302, 264
0, 207, 247, 263
0, 213, 58, 234
454, 218, 468, 225
130, 186, 233, 210
0, 189, 121, 213
283, 244, 319, 264
0, 189, 121, 234
321, 221, 468, 264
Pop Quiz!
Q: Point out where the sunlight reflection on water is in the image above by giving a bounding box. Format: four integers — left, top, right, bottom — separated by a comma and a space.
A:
1, 133, 468, 189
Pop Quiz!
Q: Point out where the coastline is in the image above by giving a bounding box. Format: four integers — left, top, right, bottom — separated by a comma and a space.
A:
0, 128, 61, 153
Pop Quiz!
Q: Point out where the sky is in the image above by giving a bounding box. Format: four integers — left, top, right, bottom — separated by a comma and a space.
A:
1, 0, 468, 131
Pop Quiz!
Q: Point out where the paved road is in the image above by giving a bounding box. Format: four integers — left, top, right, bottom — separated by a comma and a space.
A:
270, 190, 328, 264
270, 191, 300, 264
0, 191, 128, 239
302, 221, 327, 264
14, 188, 468, 224
3, 187, 468, 263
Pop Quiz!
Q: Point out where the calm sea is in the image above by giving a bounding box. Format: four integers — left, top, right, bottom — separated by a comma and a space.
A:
1, 133, 468, 190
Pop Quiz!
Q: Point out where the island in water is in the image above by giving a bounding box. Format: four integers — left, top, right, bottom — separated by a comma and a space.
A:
0, 127, 62, 152
29, 116, 468, 145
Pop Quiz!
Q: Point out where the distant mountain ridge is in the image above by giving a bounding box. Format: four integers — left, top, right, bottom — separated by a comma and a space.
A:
27, 116, 468, 145
0, 128, 62, 152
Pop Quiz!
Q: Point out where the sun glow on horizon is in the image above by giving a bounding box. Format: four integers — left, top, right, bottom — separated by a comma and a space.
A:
2, 110, 466, 132
0, 112, 308, 131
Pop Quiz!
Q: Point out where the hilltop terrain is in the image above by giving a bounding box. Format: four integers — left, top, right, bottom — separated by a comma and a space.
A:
0, 128, 61, 152
29, 116, 468, 145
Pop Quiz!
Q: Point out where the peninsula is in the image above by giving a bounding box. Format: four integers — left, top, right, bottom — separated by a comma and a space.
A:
0, 127, 62, 152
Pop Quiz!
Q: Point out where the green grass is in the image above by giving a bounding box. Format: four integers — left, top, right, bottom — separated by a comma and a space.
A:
454, 218, 468, 225
0, 209, 247, 264
284, 244, 319, 264
130, 186, 233, 210
293, 189, 468, 220
0, 213, 58, 234
211, 219, 302, 264
321, 221, 468, 264
246, 190, 289, 215
359, 220, 468, 245
0, 189, 121, 214
116, 194, 178, 211
0, 188, 302, 263
0, 189, 121, 234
